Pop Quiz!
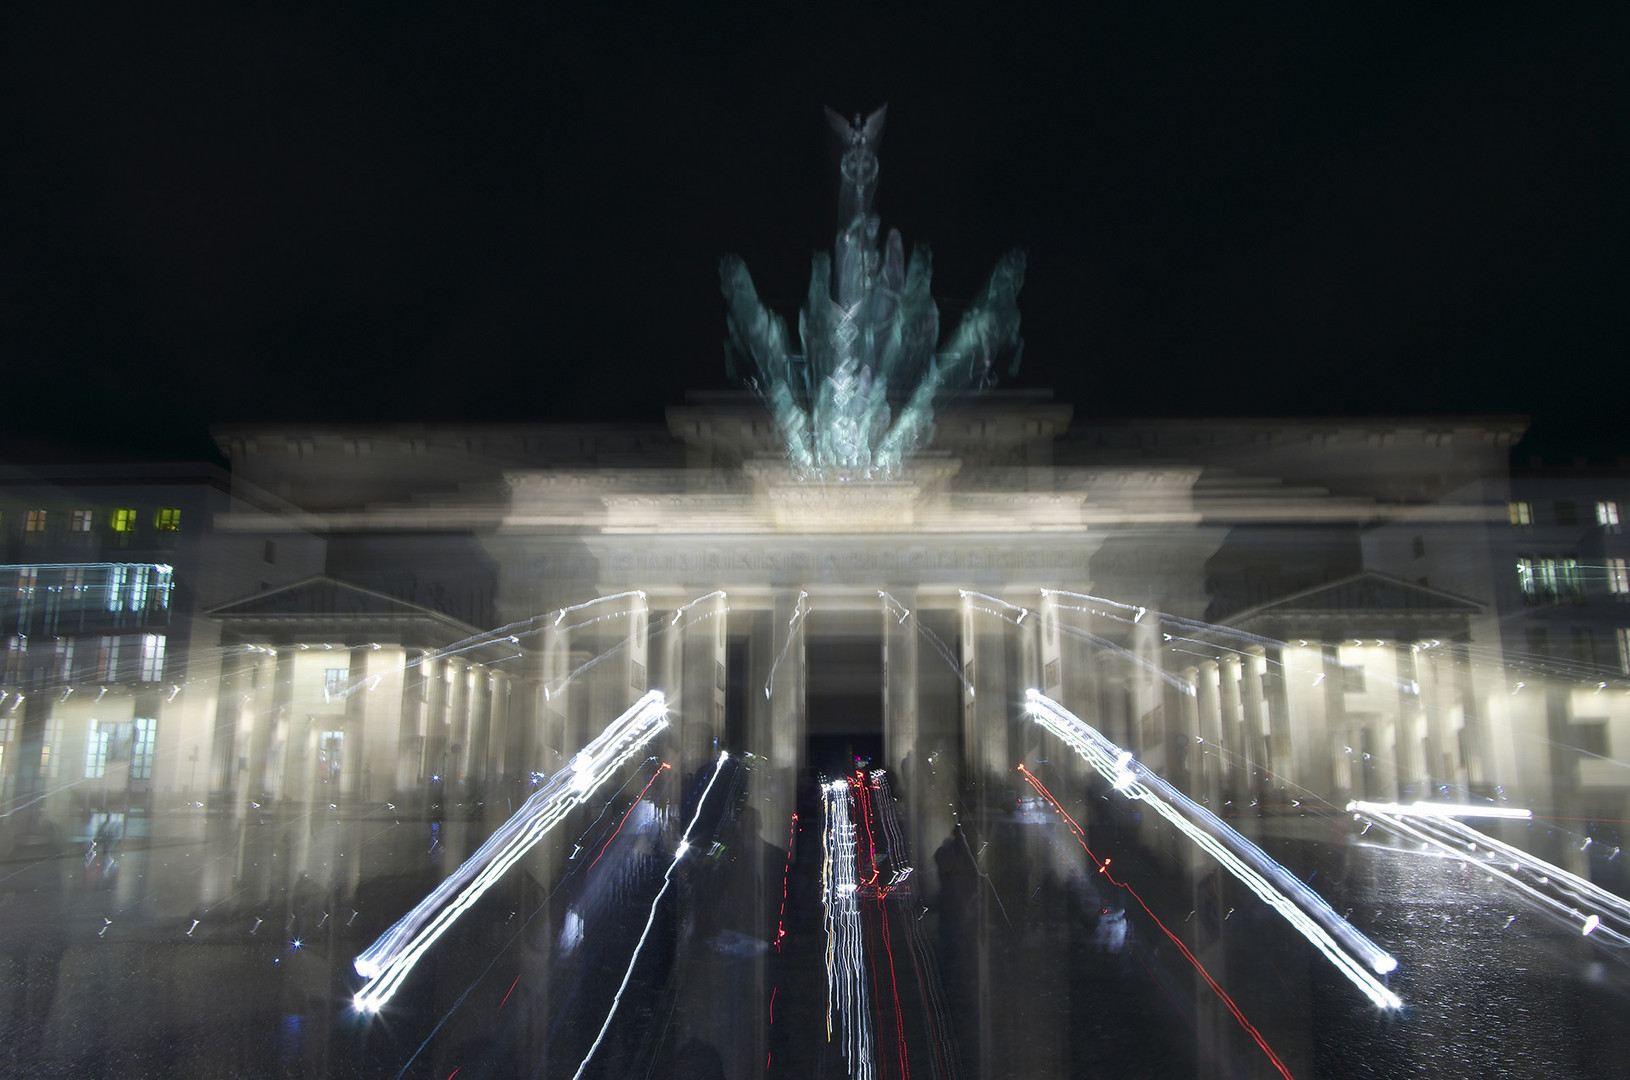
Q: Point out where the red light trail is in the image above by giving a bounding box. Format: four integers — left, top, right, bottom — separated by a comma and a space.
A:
1017, 764, 1295, 1080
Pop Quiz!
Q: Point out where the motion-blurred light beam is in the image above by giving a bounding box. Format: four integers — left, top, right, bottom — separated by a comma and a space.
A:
1347, 799, 1532, 820
1026, 689, 1402, 1009
353, 690, 669, 1013
823, 777, 876, 1079
571, 751, 731, 1080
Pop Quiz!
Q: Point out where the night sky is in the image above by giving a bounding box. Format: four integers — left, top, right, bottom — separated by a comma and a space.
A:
2, 5, 1624, 464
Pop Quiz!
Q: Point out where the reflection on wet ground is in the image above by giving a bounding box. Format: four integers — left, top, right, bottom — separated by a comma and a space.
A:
4, 745, 1630, 1079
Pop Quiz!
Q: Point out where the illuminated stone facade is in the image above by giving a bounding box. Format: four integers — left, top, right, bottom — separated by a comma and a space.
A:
6, 393, 1630, 876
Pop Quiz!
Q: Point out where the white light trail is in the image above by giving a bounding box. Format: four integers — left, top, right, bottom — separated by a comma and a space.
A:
353, 690, 669, 1013
571, 750, 731, 1080
1352, 803, 1630, 946
1026, 689, 1403, 1009
1348, 800, 1533, 821
823, 778, 875, 1079
764, 591, 810, 699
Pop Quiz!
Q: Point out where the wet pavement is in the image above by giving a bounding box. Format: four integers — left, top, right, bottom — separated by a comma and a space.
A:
3, 748, 1630, 1080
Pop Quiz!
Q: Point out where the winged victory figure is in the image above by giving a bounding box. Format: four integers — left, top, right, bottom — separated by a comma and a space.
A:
721, 105, 1026, 478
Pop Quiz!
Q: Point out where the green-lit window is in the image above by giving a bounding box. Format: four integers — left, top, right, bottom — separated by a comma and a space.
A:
154, 508, 181, 531
1519, 556, 1584, 604
111, 509, 136, 532
24, 510, 46, 532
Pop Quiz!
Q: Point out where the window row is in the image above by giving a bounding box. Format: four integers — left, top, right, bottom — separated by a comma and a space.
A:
4, 563, 174, 622
1508, 500, 1622, 529
1516, 557, 1630, 603
13, 508, 182, 534
2, 633, 166, 683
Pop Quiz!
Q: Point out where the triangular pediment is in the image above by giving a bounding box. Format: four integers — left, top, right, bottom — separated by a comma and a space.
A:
209, 576, 448, 620
1228, 572, 1481, 625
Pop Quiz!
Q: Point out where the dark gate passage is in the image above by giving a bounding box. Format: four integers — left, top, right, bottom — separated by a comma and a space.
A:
805, 615, 884, 777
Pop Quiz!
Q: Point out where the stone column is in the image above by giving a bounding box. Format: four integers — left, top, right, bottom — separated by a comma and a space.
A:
539, 626, 570, 776
883, 587, 920, 780
765, 590, 806, 848
1283, 644, 1333, 800
1394, 644, 1425, 799
292, 720, 318, 876
680, 591, 727, 778
1039, 590, 1064, 700
210, 647, 247, 806
422, 655, 450, 793
395, 648, 426, 798
487, 672, 510, 789
1322, 646, 1354, 801
621, 594, 649, 714
959, 591, 1010, 785
1417, 644, 1459, 793
1195, 659, 1223, 809
1239, 647, 1267, 803
1218, 654, 1244, 801
1260, 645, 1289, 795
342, 644, 369, 800
883, 587, 924, 874
261, 647, 296, 800
1177, 665, 1202, 793
467, 667, 493, 797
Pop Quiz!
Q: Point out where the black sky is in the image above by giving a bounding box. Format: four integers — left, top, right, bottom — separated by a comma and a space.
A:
1, 4, 1624, 463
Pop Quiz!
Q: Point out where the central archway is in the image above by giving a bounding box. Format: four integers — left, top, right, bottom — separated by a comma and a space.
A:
804, 611, 884, 777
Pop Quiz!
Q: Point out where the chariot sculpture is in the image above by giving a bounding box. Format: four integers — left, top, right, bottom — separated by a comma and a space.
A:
722, 106, 1027, 478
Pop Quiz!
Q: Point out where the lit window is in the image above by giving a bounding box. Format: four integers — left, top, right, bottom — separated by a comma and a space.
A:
4, 635, 25, 682
100, 635, 120, 681
139, 634, 165, 682
1609, 558, 1630, 596
154, 508, 181, 531
128, 565, 150, 613
107, 566, 128, 612
1619, 628, 1630, 674
323, 667, 349, 696
1507, 501, 1532, 526
85, 721, 110, 779
39, 717, 56, 779
70, 510, 94, 532
24, 509, 46, 532
1518, 556, 1585, 604
111, 509, 136, 533
1561, 557, 1587, 602
318, 730, 344, 783
1598, 501, 1621, 529
57, 638, 74, 680
131, 718, 156, 781
63, 566, 85, 597
15, 568, 36, 597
